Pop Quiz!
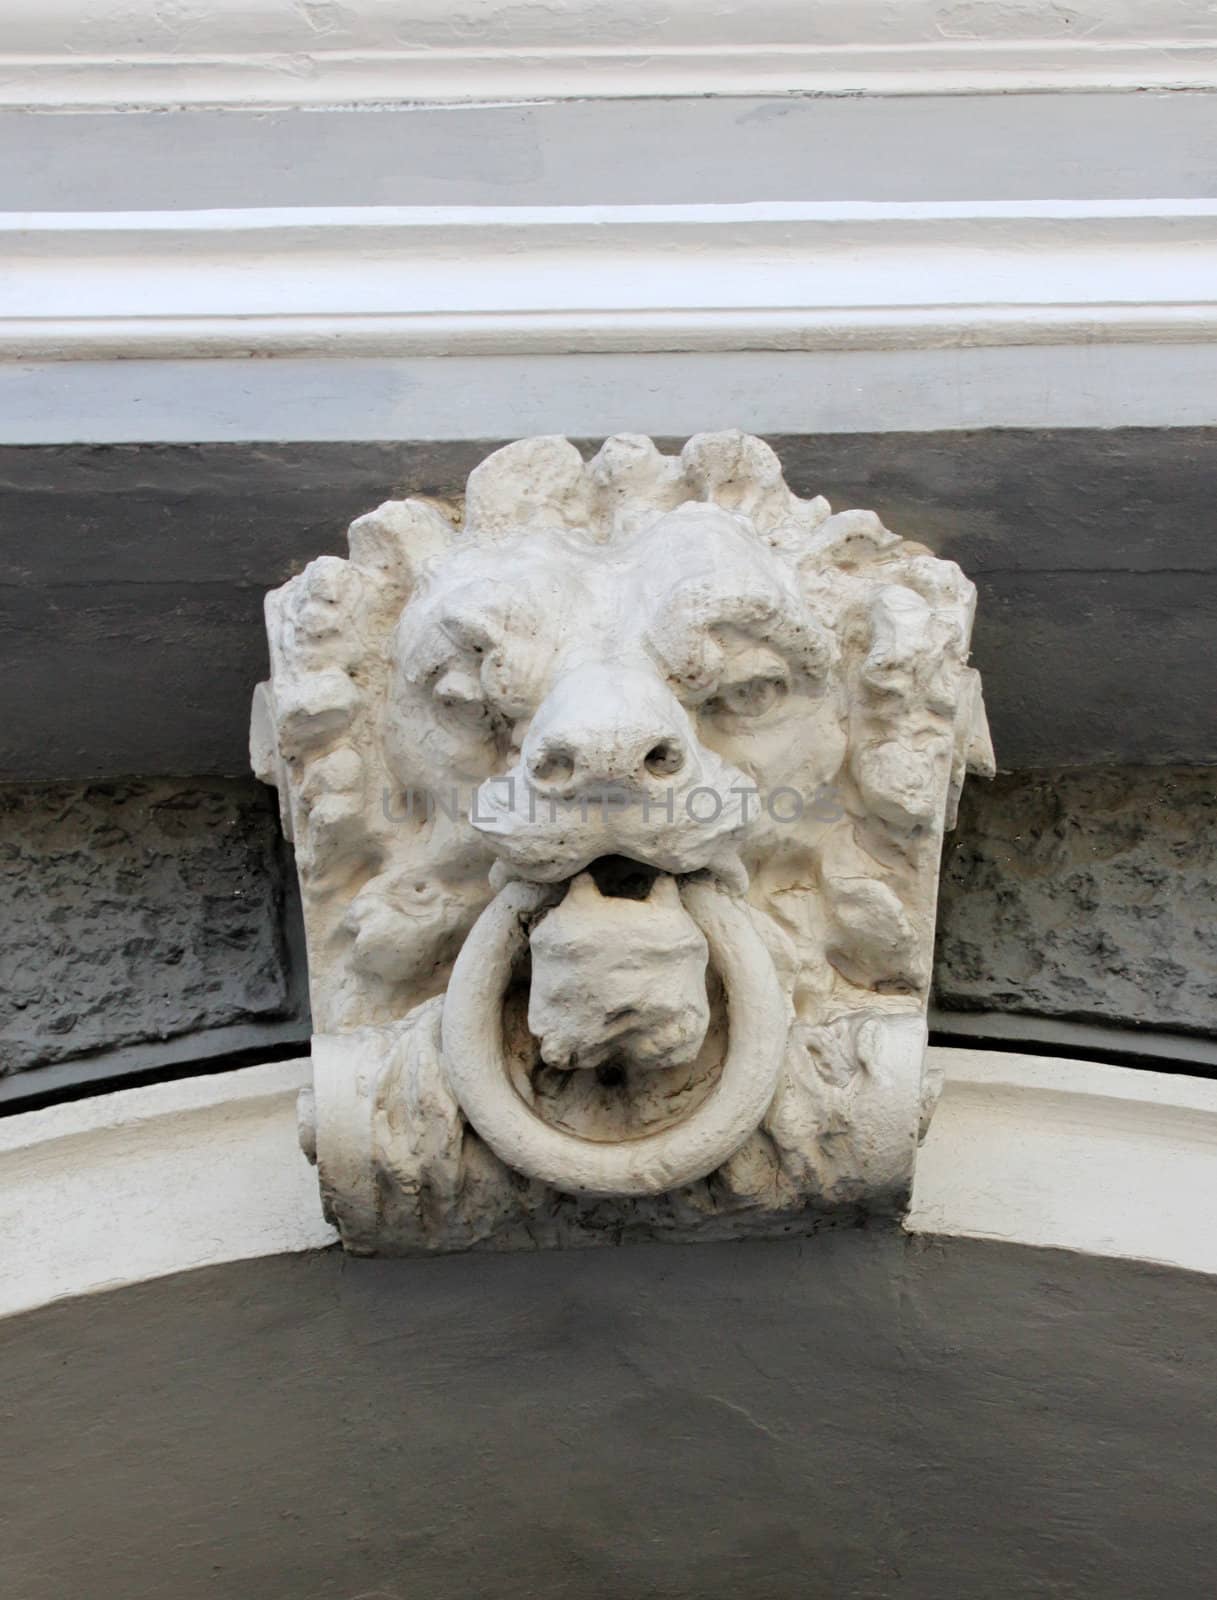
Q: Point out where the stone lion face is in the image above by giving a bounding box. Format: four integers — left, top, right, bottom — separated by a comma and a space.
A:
256, 431, 987, 1045
257, 431, 992, 1244
385, 498, 848, 885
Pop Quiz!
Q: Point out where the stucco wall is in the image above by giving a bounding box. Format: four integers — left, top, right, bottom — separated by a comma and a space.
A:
935, 766, 1217, 1034
0, 778, 306, 1079
3, 1230, 1216, 1599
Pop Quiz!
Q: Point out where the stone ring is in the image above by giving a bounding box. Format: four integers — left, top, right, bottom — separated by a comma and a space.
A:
440, 876, 789, 1197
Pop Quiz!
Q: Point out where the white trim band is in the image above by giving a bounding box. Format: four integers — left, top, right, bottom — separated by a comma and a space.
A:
1, 0, 1215, 106
6, 199, 1217, 363
0, 1060, 336, 1321
908, 1049, 1217, 1276
4, 1047, 1217, 1320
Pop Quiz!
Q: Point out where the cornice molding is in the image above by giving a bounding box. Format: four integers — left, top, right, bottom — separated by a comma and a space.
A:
7, 199, 1217, 362
0, 0, 1215, 107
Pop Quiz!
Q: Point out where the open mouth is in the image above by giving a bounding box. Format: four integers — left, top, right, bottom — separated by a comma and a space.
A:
491, 847, 749, 897
582, 854, 662, 901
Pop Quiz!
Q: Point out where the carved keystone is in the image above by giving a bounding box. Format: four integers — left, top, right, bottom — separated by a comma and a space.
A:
253, 431, 990, 1253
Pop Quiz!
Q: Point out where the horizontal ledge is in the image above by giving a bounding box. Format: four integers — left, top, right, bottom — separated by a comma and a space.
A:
0, 1053, 337, 1321
0, 1025, 313, 1113
12, 198, 1215, 246
0, 1056, 314, 1157
11, 199, 1217, 231
929, 1008, 1217, 1073
927, 1048, 1217, 1119
2, 39, 1217, 108
9, 307, 1217, 361
6, 201, 1217, 363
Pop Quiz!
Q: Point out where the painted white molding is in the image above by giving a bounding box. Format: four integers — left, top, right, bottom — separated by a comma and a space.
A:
4, 1047, 1217, 1320
908, 1049, 1217, 1276
0, 1059, 336, 1321
0, 0, 1215, 107
8, 197, 1217, 444
7, 200, 1217, 363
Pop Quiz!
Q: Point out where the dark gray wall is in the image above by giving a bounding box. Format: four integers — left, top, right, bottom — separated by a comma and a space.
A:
2, 429, 1215, 780
3, 1229, 1216, 1600
0, 778, 307, 1080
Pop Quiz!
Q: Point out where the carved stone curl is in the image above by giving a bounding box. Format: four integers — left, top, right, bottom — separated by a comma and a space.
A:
254, 432, 992, 1253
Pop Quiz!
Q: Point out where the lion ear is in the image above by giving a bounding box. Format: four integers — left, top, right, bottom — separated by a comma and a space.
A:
347, 498, 455, 590
462, 436, 588, 538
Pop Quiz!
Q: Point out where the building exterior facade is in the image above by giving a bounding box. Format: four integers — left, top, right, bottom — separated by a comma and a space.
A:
2, 3, 1216, 1594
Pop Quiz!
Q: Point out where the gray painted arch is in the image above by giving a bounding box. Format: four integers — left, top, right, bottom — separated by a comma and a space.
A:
2, 1230, 1216, 1599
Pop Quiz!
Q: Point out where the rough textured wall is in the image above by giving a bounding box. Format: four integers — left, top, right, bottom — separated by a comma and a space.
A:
0, 779, 299, 1077
934, 767, 1217, 1034
3, 1232, 1216, 1600
2, 766, 1214, 1081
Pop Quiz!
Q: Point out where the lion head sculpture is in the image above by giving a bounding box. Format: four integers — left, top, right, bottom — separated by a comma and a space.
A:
253, 432, 992, 1253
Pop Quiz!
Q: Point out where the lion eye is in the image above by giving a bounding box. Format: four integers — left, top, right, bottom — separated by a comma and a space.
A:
716, 675, 787, 718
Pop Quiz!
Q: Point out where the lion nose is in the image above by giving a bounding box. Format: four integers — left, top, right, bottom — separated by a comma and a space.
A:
521, 665, 692, 794
526, 730, 687, 791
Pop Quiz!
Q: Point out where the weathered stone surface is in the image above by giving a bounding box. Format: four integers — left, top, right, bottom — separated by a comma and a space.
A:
527, 872, 711, 1073
934, 767, 1217, 1034
0, 779, 298, 1077
258, 431, 988, 1251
